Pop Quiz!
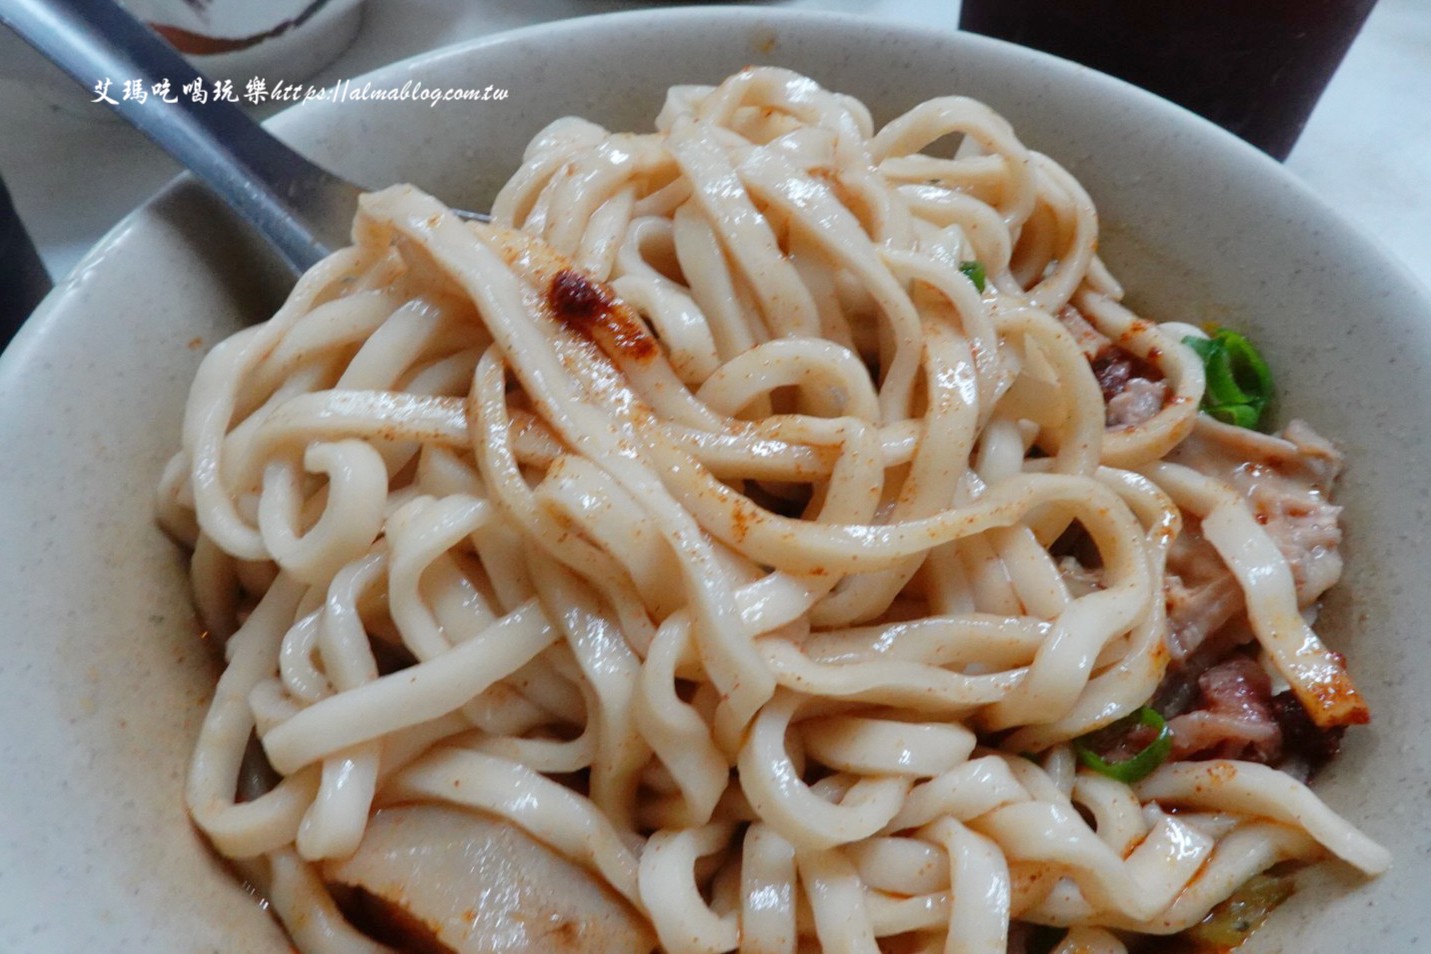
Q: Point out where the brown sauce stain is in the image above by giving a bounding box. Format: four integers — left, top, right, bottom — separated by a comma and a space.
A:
545, 268, 660, 364
539, 918, 584, 950
1205, 762, 1237, 785
340, 884, 457, 954
729, 500, 755, 542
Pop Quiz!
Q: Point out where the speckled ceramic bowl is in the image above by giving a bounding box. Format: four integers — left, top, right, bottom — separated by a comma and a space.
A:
2, 8, 1428, 951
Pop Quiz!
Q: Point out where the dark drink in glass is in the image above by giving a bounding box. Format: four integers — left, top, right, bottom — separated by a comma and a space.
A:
959, 0, 1378, 160
0, 174, 51, 347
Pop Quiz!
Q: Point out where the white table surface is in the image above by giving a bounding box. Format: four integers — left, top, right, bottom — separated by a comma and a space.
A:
1, 0, 1427, 294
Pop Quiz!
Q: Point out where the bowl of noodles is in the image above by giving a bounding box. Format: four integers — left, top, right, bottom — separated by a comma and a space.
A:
2, 7, 1429, 953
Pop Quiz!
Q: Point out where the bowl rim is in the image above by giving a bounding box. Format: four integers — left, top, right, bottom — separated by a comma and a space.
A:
8, 4, 1428, 373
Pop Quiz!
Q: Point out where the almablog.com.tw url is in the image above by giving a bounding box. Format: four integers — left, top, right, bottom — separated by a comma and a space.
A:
90, 76, 510, 108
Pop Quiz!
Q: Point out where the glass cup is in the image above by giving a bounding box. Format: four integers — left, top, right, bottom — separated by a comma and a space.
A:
119, 0, 368, 87
959, 0, 1379, 160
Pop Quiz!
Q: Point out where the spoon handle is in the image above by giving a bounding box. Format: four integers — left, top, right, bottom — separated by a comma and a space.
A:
0, 0, 361, 273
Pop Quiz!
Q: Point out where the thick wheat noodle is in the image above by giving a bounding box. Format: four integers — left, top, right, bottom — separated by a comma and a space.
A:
158, 67, 1387, 953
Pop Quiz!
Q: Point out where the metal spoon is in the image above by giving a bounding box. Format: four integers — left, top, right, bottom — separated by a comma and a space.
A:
0, 0, 485, 276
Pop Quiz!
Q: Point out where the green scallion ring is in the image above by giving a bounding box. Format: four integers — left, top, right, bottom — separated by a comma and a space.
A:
1072, 706, 1174, 784
1182, 330, 1274, 431
958, 259, 987, 293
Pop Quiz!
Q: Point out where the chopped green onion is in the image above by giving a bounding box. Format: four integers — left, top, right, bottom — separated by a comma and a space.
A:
1185, 873, 1294, 948
1182, 329, 1274, 431
1073, 706, 1173, 783
959, 259, 987, 293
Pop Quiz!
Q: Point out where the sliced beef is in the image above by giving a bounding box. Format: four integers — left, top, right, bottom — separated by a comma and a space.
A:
1106, 376, 1170, 429
1058, 304, 1168, 429
1162, 516, 1246, 665
1165, 656, 1282, 763
1168, 418, 1344, 607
